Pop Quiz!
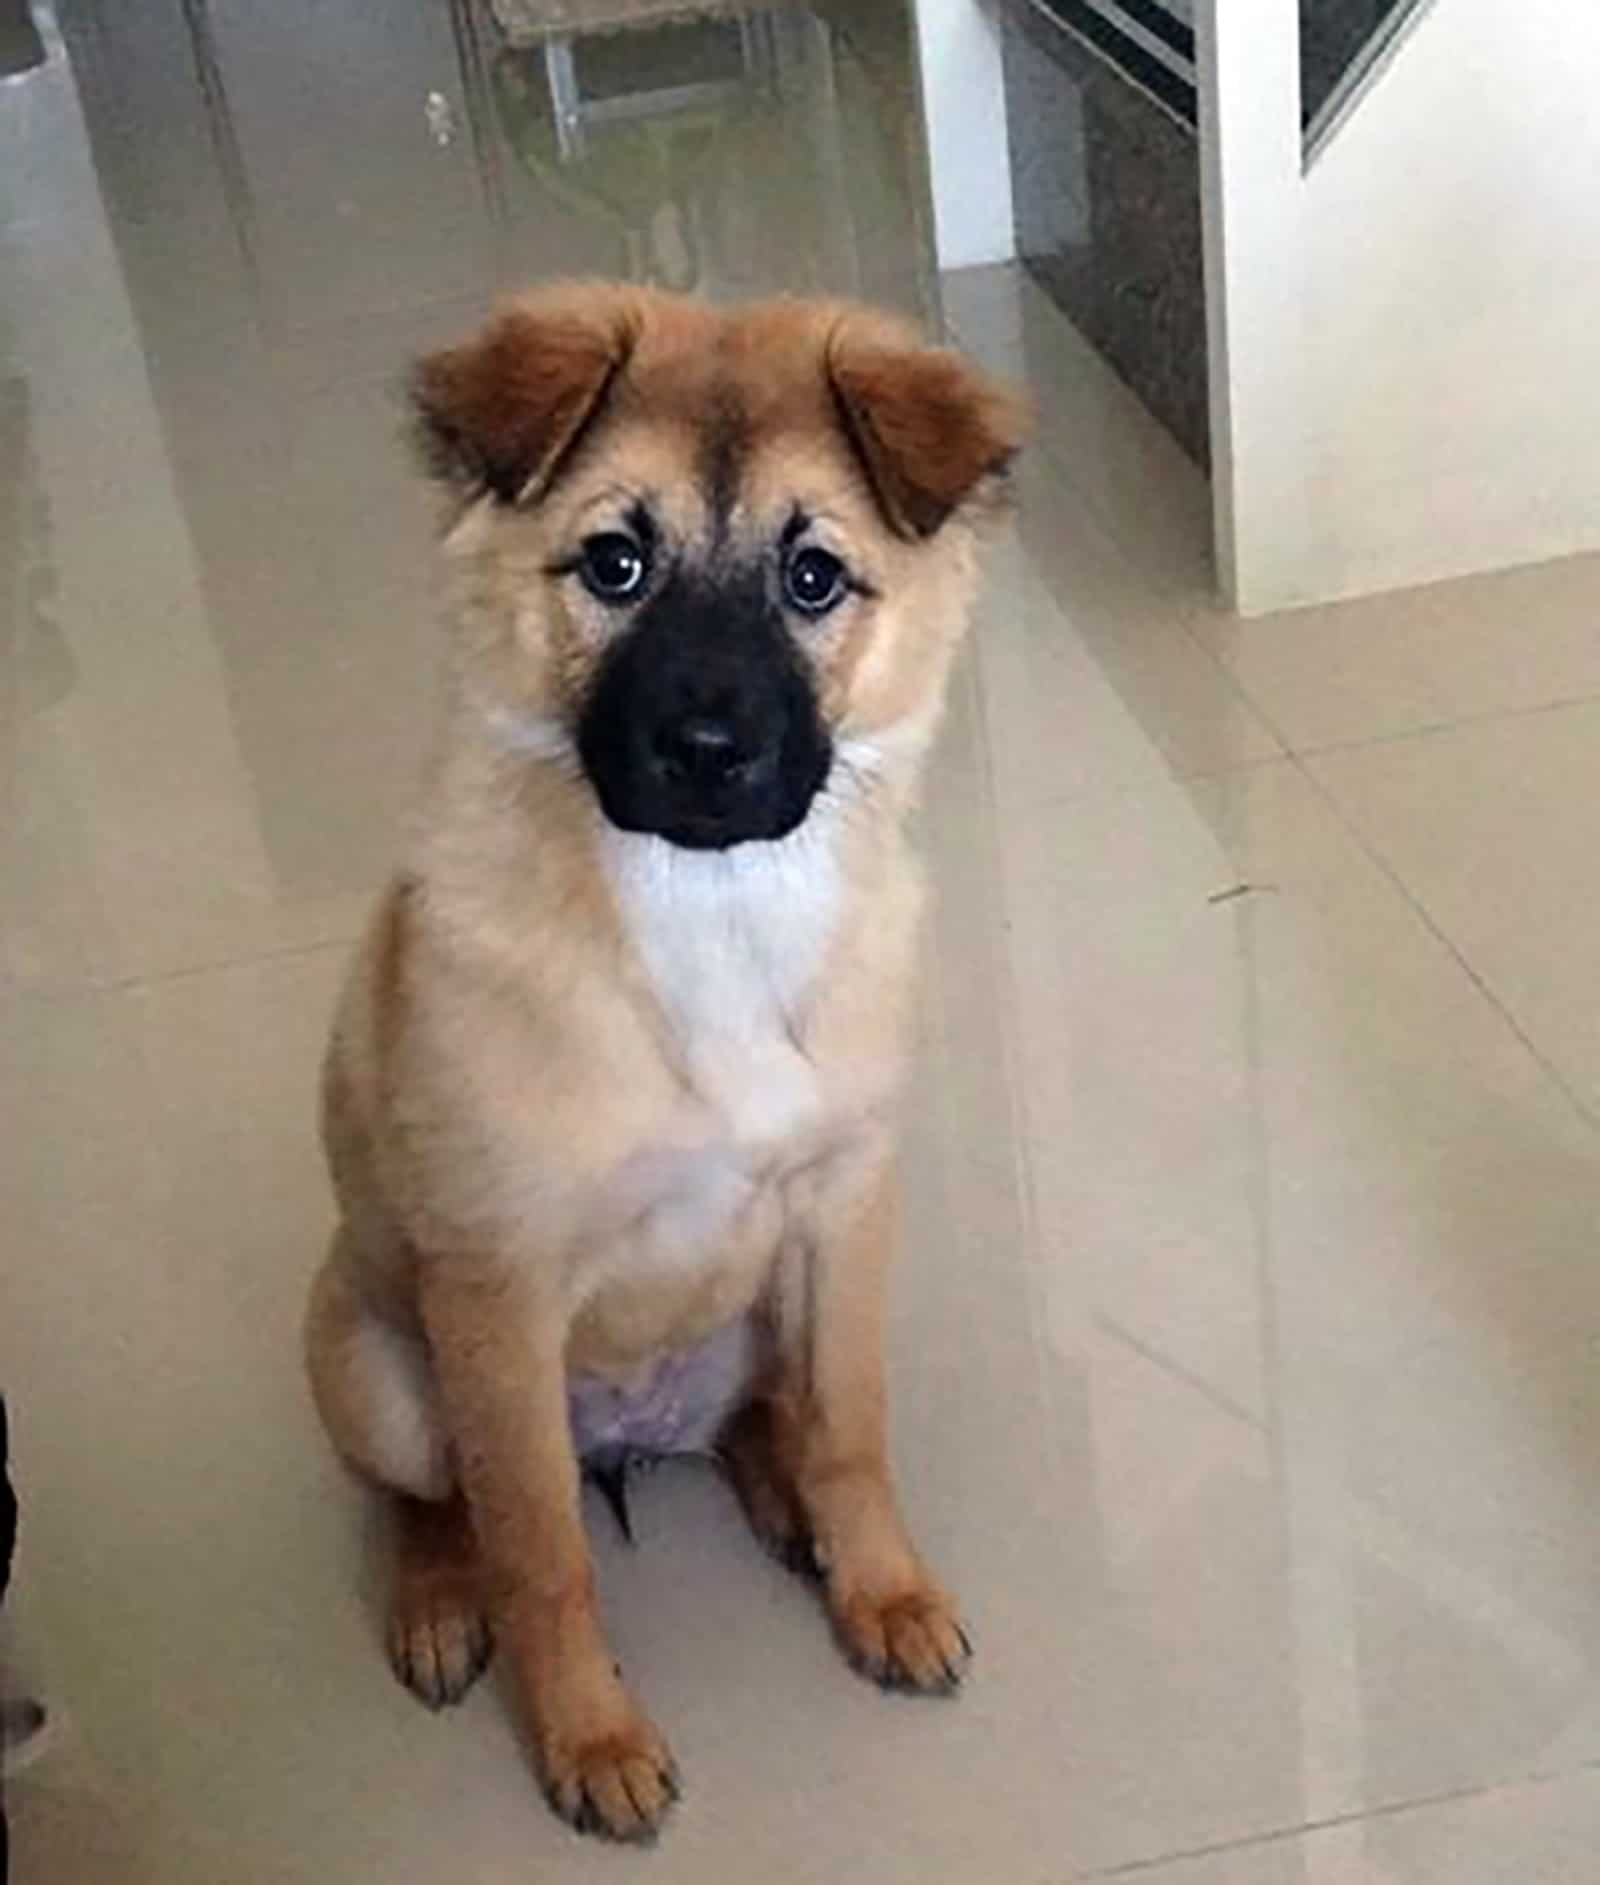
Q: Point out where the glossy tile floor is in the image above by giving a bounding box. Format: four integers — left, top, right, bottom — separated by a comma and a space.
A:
7, 6, 1600, 1882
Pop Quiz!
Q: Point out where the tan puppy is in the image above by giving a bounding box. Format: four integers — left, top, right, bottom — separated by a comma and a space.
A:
304, 282, 1022, 1841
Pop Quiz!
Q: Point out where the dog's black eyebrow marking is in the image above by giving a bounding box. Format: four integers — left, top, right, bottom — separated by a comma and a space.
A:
624, 500, 656, 549
780, 509, 809, 547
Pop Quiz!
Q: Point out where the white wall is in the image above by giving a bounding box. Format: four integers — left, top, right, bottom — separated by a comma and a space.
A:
1199, 0, 1304, 612
1204, 0, 1600, 612
911, 0, 1015, 271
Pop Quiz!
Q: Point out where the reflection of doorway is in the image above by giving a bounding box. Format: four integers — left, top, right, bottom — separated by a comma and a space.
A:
64, 0, 930, 327
499, 5, 783, 164
490, 8, 787, 295
51, 0, 935, 895
487, 4, 863, 302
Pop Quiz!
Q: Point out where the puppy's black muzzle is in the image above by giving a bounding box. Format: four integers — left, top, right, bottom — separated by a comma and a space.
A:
577, 572, 831, 850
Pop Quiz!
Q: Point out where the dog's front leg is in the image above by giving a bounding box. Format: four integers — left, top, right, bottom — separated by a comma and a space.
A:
777, 1146, 971, 1695
419, 1262, 678, 1841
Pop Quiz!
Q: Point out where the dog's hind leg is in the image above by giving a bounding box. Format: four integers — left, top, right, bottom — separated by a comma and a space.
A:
306, 1233, 493, 1707
304, 1231, 453, 1501
386, 1493, 492, 1709
720, 1398, 817, 1577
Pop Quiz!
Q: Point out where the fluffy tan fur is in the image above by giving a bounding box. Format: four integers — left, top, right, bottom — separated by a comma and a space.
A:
304, 282, 1023, 1841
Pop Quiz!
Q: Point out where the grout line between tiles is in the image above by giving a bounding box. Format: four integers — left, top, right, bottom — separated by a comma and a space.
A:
1284, 684, 1600, 764
1287, 749, 1600, 1139
1092, 1312, 1265, 1430
110, 933, 358, 995
12, 930, 364, 1004
1083, 1754, 1600, 1878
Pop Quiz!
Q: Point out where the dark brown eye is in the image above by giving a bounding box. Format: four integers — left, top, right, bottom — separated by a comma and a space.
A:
784, 545, 847, 616
578, 532, 648, 602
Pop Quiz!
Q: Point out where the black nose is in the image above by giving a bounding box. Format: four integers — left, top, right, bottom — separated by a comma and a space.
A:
653, 715, 753, 788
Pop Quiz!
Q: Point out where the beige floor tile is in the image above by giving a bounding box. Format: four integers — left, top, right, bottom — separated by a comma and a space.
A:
993, 758, 1600, 1837
1307, 699, 1600, 1115
1194, 551, 1600, 756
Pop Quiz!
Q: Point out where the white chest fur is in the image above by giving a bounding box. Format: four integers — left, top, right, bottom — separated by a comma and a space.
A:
602, 812, 843, 1154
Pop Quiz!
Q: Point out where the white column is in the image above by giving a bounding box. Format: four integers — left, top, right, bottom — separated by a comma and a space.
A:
1197, 0, 1306, 612
911, 0, 1015, 270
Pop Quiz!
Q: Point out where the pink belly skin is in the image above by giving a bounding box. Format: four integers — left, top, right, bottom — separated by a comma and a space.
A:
566, 1313, 760, 1466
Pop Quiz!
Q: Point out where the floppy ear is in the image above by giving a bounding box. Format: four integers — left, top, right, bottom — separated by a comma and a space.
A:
827, 320, 1026, 539
411, 286, 638, 504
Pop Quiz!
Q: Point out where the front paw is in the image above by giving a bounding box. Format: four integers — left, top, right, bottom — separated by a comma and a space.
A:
540, 1703, 680, 1843
831, 1581, 972, 1695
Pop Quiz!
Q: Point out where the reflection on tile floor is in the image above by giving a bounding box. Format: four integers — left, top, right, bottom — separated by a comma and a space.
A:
6, 6, 1600, 1883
